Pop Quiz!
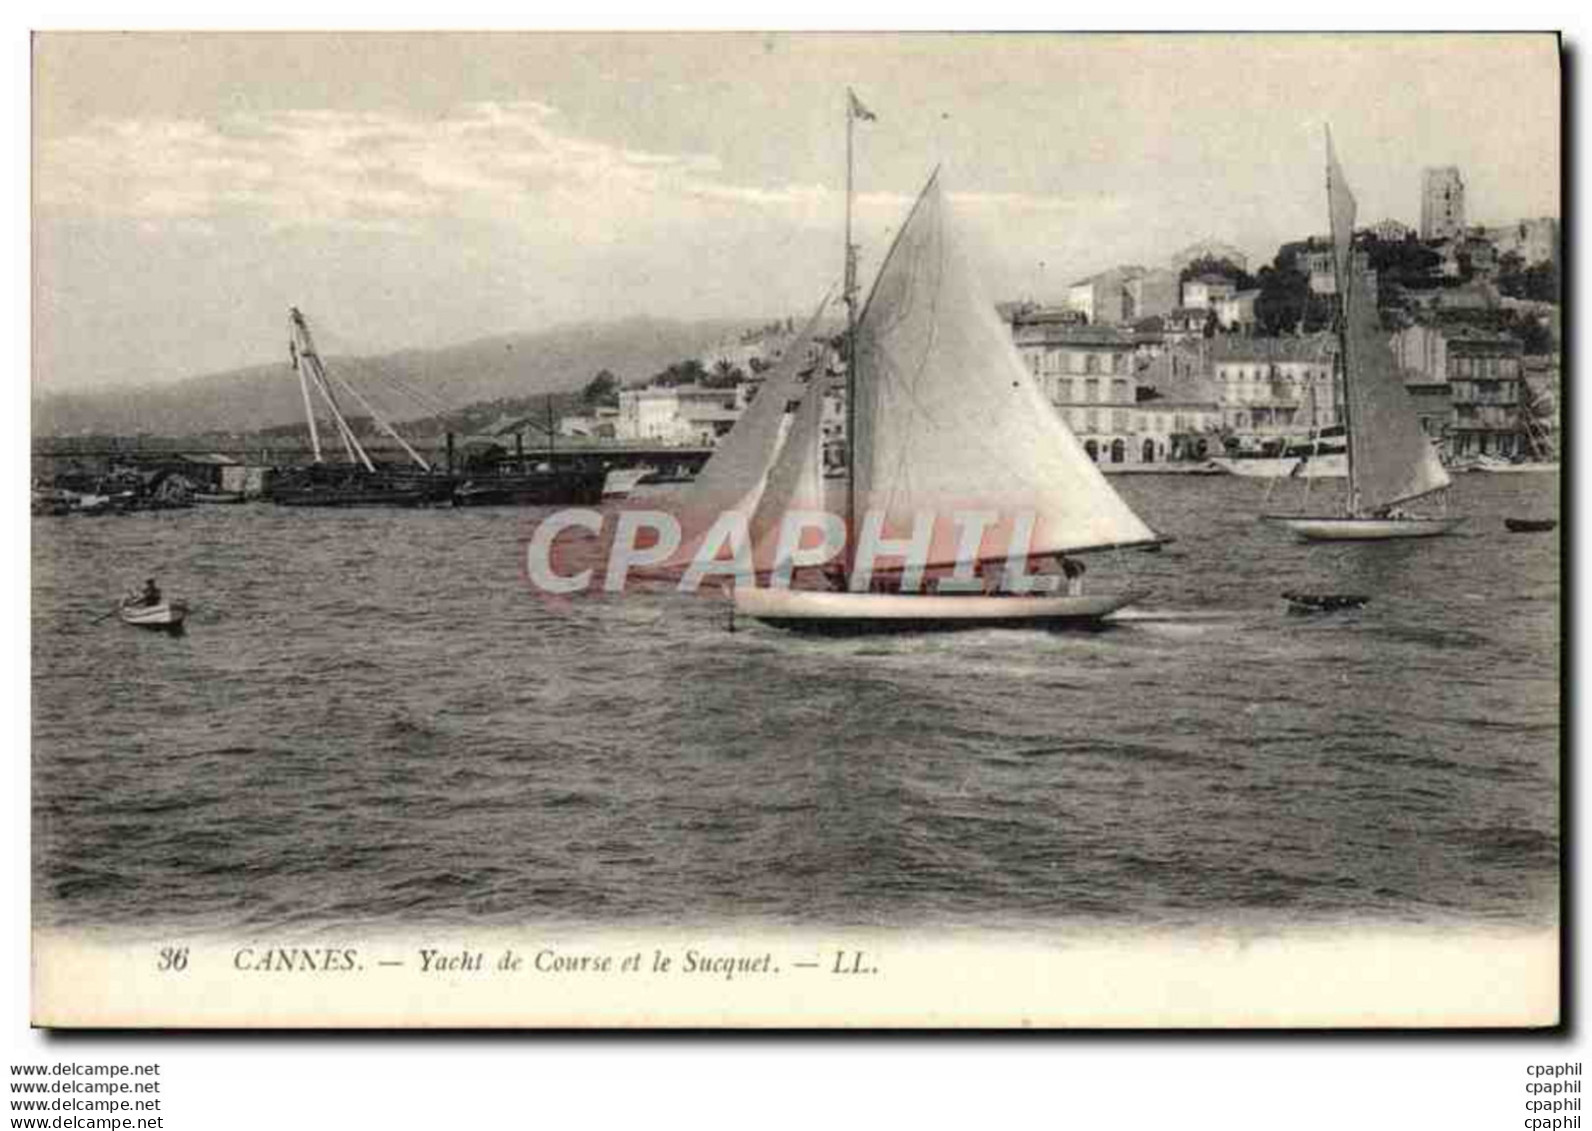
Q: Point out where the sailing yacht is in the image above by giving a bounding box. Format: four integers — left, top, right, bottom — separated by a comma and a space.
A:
730, 166, 1164, 632
1263, 131, 1462, 542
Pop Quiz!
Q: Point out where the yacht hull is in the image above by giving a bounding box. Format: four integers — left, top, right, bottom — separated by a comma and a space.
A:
1210, 455, 1346, 479
732, 586, 1147, 633
1263, 515, 1463, 541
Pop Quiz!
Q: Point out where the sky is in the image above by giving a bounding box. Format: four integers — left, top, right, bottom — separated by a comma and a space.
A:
32, 32, 1561, 394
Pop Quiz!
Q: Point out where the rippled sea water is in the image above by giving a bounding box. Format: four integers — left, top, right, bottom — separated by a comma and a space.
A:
31, 473, 1559, 935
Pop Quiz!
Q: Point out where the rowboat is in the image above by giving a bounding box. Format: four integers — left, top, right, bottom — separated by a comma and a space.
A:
119, 599, 188, 633
1504, 518, 1557, 533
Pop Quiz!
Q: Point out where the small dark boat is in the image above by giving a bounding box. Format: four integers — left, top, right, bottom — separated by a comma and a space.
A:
1283, 591, 1370, 615
119, 598, 188, 634
1504, 518, 1557, 533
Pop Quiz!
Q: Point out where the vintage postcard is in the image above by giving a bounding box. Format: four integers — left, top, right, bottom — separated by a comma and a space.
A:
30, 31, 1561, 1028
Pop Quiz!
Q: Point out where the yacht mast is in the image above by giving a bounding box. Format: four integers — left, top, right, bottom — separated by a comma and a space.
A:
843, 90, 859, 581
1324, 127, 1360, 517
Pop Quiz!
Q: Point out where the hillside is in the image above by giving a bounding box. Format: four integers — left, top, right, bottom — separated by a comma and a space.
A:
31, 316, 752, 437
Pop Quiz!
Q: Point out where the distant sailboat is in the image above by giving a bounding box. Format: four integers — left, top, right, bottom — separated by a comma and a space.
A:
1264, 131, 1462, 542
733, 151, 1163, 631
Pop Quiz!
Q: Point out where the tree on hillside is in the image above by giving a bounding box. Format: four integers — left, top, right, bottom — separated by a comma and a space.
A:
1253, 261, 1311, 336
702, 359, 748, 389
651, 359, 710, 388
582, 369, 621, 407
1433, 306, 1555, 355
1178, 255, 1257, 293
1357, 232, 1441, 291
1498, 252, 1560, 304
1300, 293, 1334, 334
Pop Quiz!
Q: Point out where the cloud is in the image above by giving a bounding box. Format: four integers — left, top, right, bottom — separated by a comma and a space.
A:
36, 100, 1092, 247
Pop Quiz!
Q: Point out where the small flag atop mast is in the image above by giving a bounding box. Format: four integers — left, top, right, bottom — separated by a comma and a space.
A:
848, 88, 877, 122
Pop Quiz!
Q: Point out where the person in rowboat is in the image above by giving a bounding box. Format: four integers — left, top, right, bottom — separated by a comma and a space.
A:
1056, 554, 1086, 596
136, 578, 161, 607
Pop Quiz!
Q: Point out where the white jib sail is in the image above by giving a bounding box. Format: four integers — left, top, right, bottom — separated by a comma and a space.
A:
748, 374, 835, 576
660, 291, 833, 572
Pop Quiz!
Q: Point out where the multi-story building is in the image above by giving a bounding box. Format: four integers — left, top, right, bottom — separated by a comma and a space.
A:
1134, 349, 1223, 462
1214, 289, 1260, 332
1180, 275, 1236, 311
1065, 266, 1144, 325
1446, 332, 1526, 460
616, 383, 750, 444
1421, 166, 1466, 240
1207, 335, 1340, 440
1009, 321, 1139, 463
1124, 268, 1180, 322
1392, 323, 1454, 442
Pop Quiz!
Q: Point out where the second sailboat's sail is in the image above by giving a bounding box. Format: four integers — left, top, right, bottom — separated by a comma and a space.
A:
1326, 134, 1451, 514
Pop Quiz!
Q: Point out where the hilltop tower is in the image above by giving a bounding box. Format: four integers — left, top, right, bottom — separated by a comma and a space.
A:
1421, 167, 1466, 240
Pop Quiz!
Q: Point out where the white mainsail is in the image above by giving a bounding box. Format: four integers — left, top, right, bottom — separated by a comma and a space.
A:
1326, 130, 1451, 513
851, 171, 1159, 567
659, 293, 832, 571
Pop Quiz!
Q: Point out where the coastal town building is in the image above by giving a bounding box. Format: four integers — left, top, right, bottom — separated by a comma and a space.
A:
1009, 320, 1139, 463
1066, 266, 1144, 325
1180, 275, 1236, 311
1124, 269, 1180, 322
1133, 349, 1223, 462
1421, 166, 1466, 240
615, 383, 750, 444
1445, 331, 1526, 460
1213, 289, 1260, 333
1206, 335, 1339, 440
1393, 323, 1455, 442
